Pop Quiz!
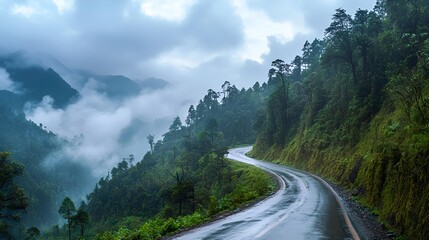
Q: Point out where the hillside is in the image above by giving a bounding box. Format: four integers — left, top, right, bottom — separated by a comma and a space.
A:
0, 53, 79, 108
54, 82, 277, 239
0, 51, 177, 237
0, 65, 87, 232
251, 1, 429, 239
0, 103, 94, 235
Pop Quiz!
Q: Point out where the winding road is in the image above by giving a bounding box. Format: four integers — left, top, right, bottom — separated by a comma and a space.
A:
174, 146, 359, 240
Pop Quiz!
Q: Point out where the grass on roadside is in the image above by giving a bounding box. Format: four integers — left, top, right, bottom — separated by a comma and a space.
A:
95, 159, 277, 240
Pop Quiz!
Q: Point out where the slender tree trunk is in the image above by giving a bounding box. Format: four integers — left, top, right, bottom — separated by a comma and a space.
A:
281, 75, 290, 144
192, 188, 195, 213
68, 219, 71, 240
173, 146, 177, 162
349, 54, 357, 86
210, 128, 215, 149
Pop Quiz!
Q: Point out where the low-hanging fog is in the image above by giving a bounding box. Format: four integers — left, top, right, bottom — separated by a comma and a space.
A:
1, 0, 376, 192
24, 76, 194, 178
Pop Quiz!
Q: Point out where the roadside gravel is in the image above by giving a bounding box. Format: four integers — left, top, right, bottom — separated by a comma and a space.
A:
328, 183, 397, 240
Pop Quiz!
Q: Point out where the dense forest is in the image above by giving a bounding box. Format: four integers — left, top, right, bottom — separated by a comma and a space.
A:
251, 0, 429, 239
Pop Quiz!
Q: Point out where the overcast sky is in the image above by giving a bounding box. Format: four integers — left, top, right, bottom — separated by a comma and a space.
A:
1, 0, 375, 90
1, 0, 376, 178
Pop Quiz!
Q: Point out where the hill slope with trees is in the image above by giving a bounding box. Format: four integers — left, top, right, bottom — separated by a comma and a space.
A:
251, 0, 429, 239
0, 53, 79, 109
64, 82, 278, 239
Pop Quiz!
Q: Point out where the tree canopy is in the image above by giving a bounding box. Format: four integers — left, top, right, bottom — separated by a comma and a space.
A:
0, 152, 29, 239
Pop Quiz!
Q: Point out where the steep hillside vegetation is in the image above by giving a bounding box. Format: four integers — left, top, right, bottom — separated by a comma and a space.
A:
252, 0, 429, 239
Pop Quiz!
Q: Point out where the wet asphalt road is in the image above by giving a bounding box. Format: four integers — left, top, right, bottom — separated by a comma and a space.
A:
174, 147, 356, 240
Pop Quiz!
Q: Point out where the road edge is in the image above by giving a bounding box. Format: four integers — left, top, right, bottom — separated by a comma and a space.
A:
310, 174, 361, 240
165, 153, 283, 239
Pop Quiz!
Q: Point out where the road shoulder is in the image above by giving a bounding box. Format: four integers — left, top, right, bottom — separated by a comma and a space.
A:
327, 181, 396, 240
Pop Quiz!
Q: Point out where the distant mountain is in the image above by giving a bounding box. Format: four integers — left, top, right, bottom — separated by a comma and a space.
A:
8, 67, 80, 108
89, 74, 142, 100
1, 52, 170, 106
139, 77, 169, 91
0, 53, 80, 108
76, 72, 169, 100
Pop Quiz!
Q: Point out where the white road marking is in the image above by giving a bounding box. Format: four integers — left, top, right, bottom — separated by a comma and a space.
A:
311, 174, 361, 240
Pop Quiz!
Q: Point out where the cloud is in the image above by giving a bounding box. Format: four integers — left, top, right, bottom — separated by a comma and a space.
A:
0, 68, 18, 92
232, 0, 310, 63
261, 34, 311, 65
0, 0, 376, 78
246, 0, 376, 37
150, 0, 245, 69
11, 4, 40, 18
183, 0, 244, 51
140, 0, 196, 22
25, 92, 129, 177
52, 0, 74, 14
24, 75, 192, 177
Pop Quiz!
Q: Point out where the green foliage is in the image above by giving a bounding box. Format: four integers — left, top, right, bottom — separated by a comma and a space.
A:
82, 79, 275, 237
43, 198, 91, 240
79, 86, 276, 236
199, 159, 276, 215
94, 213, 206, 240
252, 1, 429, 239
0, 152, 29, 238
94, 159, 274, 240
72, 202, 90, 238
58, 197, 76, 220
25, 227, 40, 240
59, 197, 76, 240
0, 102, 94, 230
355, 114, 429, 239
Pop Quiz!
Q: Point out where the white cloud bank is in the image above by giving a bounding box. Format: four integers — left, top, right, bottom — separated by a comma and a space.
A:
25, 78, 192, 177
0, 68, 17, 92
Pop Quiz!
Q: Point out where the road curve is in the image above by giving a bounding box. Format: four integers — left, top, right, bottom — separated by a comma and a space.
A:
174, 146, 358, 240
